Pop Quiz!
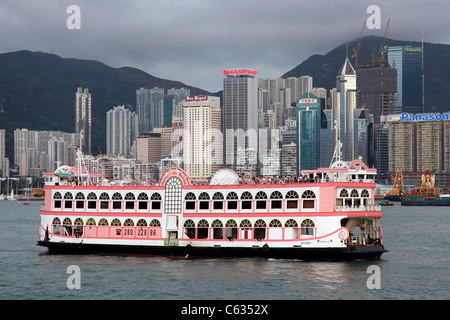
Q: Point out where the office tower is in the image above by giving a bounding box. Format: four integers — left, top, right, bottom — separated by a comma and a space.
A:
136, 88, 151, 133
222, 69, 258, 170
152, 127, 172, 158
136, 87, 166, 133
75, 87, 92, 154
167, 88, 190, 118
358, 60, 397, 124
296, 92, 322, 172
183, 96, 222, 181
106, 105, 139, 156
163, 96, 174, 127
329, 58, 369, 162
387, 46, 424, 113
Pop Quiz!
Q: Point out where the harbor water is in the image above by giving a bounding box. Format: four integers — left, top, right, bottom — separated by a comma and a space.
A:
1, 200, 449, 300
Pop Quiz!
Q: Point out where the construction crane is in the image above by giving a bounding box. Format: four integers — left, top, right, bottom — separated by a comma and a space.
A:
384, 168, 404, 201
380, 18, 390, 60
352, 20, 366, 71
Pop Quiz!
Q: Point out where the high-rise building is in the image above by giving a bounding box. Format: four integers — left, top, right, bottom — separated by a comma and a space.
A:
75, 87, 92, 154
183, 96, 222, 181
136, 88, 151, 133
387, 46, 424, 113
222, 69, 258, 170
136, 132, 162, 165
136, 87, 166, 133
329, 58, 370, 163
167, 88, 190, 118
0, 129, 5, 175
296, 92, 322, 172
106, 105, 139, 156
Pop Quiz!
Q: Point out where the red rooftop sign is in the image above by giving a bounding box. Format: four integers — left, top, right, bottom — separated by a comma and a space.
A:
185, 95, 208, 101
223, 69, 258, 76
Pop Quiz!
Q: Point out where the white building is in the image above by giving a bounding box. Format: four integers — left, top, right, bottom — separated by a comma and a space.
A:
75, 87, 92, 154
183, 96, 222, 181
106, 105, 138, 157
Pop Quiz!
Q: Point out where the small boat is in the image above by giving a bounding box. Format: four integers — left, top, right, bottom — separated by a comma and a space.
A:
379, 201, 394, 206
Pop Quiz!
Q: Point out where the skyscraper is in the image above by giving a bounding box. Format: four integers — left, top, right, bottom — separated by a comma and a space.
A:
296, 92, 322, 172
387, 46, 424, 113
183, 96, 222, 180
222, 69, 258, 170
136, 87, 165, 133
75, 87, 92, 154
329, 58, 370, 162
106, 105, 139, 156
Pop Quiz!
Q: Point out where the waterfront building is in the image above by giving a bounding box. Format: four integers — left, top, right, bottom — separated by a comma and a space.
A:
183, 96, 222, 181
75, 87, 92, 154
387, 46, 424, 113
329, 58, 370, 163
222, 69, 258, 170
296, 92, 322, 172
106, 105, 139, 157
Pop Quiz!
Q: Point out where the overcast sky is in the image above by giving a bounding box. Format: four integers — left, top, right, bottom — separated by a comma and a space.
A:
0, 0, 448, 92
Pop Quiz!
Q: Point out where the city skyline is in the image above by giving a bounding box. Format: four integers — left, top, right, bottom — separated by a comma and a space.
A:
0, 1, 448, 92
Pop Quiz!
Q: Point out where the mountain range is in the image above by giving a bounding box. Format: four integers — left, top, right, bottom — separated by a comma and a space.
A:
1, 35, 449, 161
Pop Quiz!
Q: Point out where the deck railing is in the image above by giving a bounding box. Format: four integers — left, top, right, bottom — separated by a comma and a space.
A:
334, 205, 381, 212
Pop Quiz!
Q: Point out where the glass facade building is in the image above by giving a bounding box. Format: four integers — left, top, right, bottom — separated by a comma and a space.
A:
387, 46, 424, 114
296, 92, 322, 172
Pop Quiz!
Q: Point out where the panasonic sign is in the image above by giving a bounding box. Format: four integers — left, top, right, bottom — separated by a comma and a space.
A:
401, 112, 450, 122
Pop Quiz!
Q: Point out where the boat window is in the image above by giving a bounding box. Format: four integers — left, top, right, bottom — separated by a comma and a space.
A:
361, 189, 369, 197
86, 218, 96, 225
227, 192, 238, 210
285, 219, 298, 227
212, 192, 224, 210
225, 219, 238, 240
52, 217, 61, 234
302, 190, 316, 198
255, 191, 267, 209
137, 219, 147, 227
64, 192, 73, 209
241, 192, 252, 210
185, 192, 196, 210
98, 218, 108, 226
254, 219, 267, 241
212, 220, 224, 239
74, 218, 84, 237
149, 219, 161, 227
87, 192, 97, 209
138, 193, 149, 210
112, 192, 122, 210
301, 219, 315, 236
165, 177, 182, 214
75, 192, 85, 209
199, 192, 210, 210
270, 191, 283, 209
269, 219, 282, 227
184, 219, 196, 239
286, 190, 298, 209
125, 192, 135, 210
340, 189, 349, 197
53, 192, 62, 199
124, 219, 134, 226
111, 218, 121, 226
350, 189, 359, 197
151, 193, 161, 210
63, 217, 72, 236
197, 219, 209, 239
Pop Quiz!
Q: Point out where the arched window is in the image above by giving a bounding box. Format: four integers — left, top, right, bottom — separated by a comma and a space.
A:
340, 189, 349, 197
111, 218, 121, 226
286, 190, 298, 209
151, 193, 162, 210
227, 192, 238, 210
270, 191, 283, 209
199, 192, 210, 210
75, 192, 85, 209
124, 219, 134, 226
361, 189, 369, 197
302, 190, 316, 209
125, 192, 135, 210
64, 192, 73, 209
63, 217, 72, 236
138, 193, 149, 210
165, 177, 182, 214
184, 219, 196, 239
301, 219, 315, 236
98, 218, 108, 226
212, 192, 224, 210
269, 219, 281, 227
240, 219, 252, 228
225, 219, 238, 240
240, 219, 252, 239
285, 219, 298, 227
254, 219, 266, 241
350, 189, 359, 197
52, 217, 61, 234
255, 191, 267, 209
241, 191, 252, 210
100, 192, 110, 210
149, 219, 161, 227
87, 192, 97, 209
185, 192, 196, 210
212, 219, 223, 239
53, 192, 62, 209
86, 218, 96, 226
74, 218, 84, 237
137, 219, 147, 227
112, 192, 122, 210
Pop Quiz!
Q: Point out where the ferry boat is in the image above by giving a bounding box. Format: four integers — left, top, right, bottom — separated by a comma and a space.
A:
37, 155, 387, 261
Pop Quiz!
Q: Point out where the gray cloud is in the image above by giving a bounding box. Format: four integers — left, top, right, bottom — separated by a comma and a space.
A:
0, 0, 448, 92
